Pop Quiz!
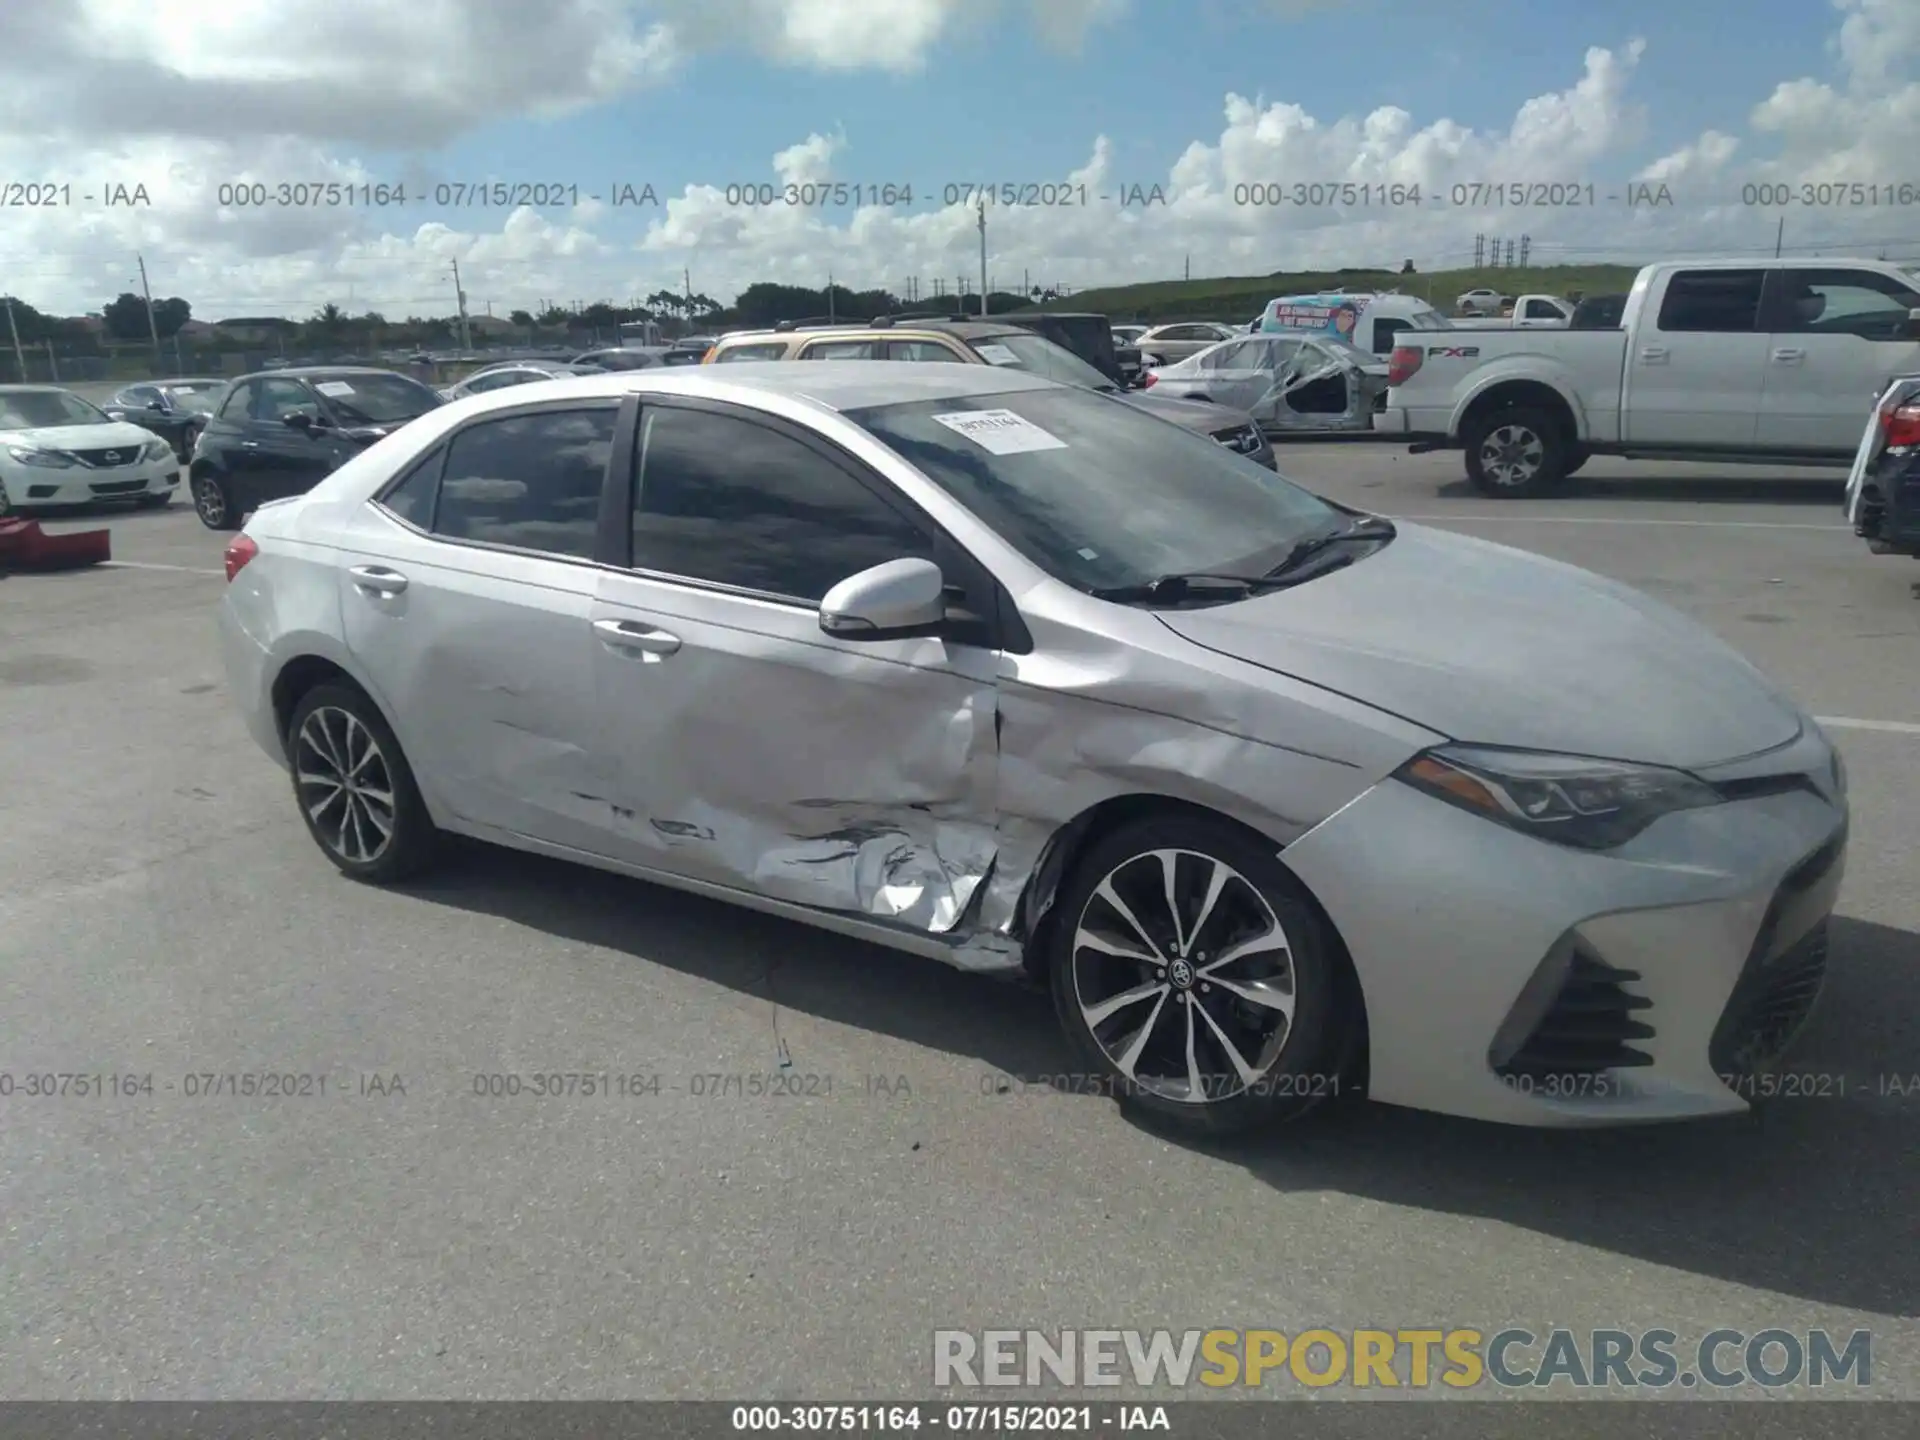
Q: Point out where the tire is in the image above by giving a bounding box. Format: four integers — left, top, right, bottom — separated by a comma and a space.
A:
1563, 447, 1591, 479
1462, 405, 1570, 498
285, 682, 440, 884
1048, 813, 1353, 1137
190, 471, 239, 530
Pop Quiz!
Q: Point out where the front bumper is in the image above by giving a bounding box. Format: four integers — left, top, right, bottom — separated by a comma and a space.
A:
1, 457, 179, 507
1279, 725, 1847, 1126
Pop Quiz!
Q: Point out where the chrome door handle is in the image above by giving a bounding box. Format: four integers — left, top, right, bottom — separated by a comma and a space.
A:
1639, 346, 1669, 362
348, 565, 408, 595
1772, 347, 1806, 362
593, 619, 681, 656
241, 440, 260, 448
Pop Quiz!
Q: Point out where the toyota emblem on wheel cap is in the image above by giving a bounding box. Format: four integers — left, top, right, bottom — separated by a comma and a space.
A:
1168, 958, 1195, 989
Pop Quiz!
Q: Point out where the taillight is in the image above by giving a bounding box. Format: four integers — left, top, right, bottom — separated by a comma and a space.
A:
1882, 402, 1920, 449
1141, 372, 1157, 387
1386, 345, 1423, 388
224, 533, 258, 581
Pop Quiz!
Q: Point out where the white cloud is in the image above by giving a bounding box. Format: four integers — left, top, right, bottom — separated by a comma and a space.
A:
1, 0, 1916, 321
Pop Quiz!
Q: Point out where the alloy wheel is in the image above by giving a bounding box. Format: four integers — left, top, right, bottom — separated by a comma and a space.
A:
1479, 423, 1545, 487
294, 705, 397, 864
1070, 848, 1297, 1104
192, 476, 227, 526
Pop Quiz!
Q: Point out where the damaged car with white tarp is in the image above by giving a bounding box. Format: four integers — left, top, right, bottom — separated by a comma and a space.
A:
1141, 333, 1390, 433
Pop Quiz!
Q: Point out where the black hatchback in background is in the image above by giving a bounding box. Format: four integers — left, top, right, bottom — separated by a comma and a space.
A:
188, 367, 443, 530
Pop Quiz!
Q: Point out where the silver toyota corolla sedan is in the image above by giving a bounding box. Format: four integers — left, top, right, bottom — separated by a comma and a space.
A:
217, 363, 1848, 1137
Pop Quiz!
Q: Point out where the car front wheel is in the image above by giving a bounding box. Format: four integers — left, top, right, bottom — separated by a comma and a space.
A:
190, 472, 239, 530
286, 682, 440, 883
1049, 814, 1353, 1136
1462, 405, 1570, 497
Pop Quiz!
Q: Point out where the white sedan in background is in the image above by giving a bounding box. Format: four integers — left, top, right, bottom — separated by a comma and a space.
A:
1144, 334, 1391, 433
0, 385, 181, 513
438, 361, 588, 402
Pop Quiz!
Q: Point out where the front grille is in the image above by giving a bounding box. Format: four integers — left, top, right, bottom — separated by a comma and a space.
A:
1494, 951, 1655, 1081
68, 446, 141, 468
89, 478, 149, 496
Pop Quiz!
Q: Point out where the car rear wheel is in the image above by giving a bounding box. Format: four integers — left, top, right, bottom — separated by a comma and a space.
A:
1048, 814, 1352, 1136
191, 472, 239, 530
286, 682, 439, 884
1463, 406, 1570, 497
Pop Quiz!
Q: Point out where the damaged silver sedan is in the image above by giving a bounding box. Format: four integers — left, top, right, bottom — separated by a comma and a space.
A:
1144, 333, 1390, 432
220, 363, 1847, 1137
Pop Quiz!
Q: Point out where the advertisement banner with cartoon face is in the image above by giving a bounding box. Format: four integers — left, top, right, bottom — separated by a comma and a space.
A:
1261, 297, 1365, 343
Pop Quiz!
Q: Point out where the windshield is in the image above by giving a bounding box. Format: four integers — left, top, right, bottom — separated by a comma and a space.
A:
966, 333, 1114, 390
0, 389, 112, 429
848, 387, 1340, 592
315, 373, 442, 424
164, 381, 221, 400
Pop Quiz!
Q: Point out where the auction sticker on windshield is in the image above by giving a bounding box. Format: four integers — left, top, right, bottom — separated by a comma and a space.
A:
314, 381, 355, 396
973, 343, 1021, 366
930, 409, 1069, 455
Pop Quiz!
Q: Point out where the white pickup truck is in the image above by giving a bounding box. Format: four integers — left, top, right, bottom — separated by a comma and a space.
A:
1447, 294, 1574, 329
1378, 258, 1920, 496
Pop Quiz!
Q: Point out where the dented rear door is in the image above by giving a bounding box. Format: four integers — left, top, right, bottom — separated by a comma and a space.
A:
588, 398, 1002, 935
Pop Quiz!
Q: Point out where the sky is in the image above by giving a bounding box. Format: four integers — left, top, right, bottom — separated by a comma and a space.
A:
0, 0, 1916, 321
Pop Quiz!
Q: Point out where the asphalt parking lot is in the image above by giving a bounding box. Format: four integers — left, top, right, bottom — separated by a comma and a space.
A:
2, 443, 1916, 1410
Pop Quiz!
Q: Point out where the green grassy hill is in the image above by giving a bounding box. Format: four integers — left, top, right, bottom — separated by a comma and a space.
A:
1034, 264, 1644, 323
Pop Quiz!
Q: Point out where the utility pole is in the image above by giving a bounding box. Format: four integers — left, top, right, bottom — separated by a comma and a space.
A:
450, 259, 473, 351
3, 296, 25, 382
827, 273, 835, 321
684, 267, 693, 336
1774, 216, 1785, 258
136, 254, 162, 367
977, 200, 988, 317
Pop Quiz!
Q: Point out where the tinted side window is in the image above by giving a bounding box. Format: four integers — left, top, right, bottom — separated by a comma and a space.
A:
631, 406, 935, 601
716, 343, 790, 362
431, 408, 615, 559
217, 382, 255, 420
1656, 270, 1765, 332
1772, 268, 1920, 338
377, 447, 445, 528
1524, 299, 1560, 318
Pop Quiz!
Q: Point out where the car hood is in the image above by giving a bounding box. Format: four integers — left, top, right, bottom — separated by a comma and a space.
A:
1119, 390, 1252, 432
3, 421, 163, 450
1156, 524, 1805, 771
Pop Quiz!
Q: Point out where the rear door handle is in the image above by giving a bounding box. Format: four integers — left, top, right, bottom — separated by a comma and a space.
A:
348, 565, 408, 595
1639, 346, 1669, 363
1772, 347, 1806, 362
241, 440, 260, 448
593, 618, 681, 657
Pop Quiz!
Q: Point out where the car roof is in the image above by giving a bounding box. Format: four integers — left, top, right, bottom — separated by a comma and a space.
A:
229, 366, 421, 383
723, 320, 1025, 344
459, 360, 1061, 413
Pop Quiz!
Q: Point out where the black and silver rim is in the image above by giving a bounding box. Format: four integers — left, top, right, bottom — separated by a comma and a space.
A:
193, 477, 227, 526
1478, 423, 1545, 487
294, 706, 396, 864
1070, 848, 1297, 1104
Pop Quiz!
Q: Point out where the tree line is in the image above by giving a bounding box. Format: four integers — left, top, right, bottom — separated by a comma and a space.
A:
2, 279, 1072, 351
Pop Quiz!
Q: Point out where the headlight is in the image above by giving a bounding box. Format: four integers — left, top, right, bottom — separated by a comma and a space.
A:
143, 439, 173, 461
7, 446, 74, 468
1395, 744, 1725, 850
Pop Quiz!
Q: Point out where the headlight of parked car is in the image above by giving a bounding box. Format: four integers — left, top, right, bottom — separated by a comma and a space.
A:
1395, 744, 1725, 850
6, 446, 75, 468
143, 439, 173, 462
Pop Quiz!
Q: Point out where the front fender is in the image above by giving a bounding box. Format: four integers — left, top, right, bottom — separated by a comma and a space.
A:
1446, 360, 1592, 442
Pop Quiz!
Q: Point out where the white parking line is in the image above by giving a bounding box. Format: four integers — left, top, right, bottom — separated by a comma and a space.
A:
99, 560, 224, 576
1395, 514, 1846, 532
1816, 715, 1920, 736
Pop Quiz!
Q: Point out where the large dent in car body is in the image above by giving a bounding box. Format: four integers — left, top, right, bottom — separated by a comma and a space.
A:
1261, 355, 1384, 433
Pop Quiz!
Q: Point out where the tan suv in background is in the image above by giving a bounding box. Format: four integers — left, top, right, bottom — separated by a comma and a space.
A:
704, 318, 1276, 465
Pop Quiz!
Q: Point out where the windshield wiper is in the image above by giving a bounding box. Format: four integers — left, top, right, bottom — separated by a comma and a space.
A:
1261, 515, 1397, 579
1088, 571, 1269, 603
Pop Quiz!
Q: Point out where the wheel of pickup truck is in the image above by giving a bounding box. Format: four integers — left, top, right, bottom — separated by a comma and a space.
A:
1563, 447, 1591, 478
1463, 407, 1569, 498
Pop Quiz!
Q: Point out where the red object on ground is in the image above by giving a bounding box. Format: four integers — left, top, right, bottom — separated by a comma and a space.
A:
0, 517, 112, 571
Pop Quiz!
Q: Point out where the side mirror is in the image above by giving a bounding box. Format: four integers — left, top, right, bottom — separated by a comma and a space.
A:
283, 411, 312, 430
148, 399, 166, 412
819, 557, 948, 641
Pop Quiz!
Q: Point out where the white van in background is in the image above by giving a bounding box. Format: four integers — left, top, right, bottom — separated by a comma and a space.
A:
1258, 292, 1452, 356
